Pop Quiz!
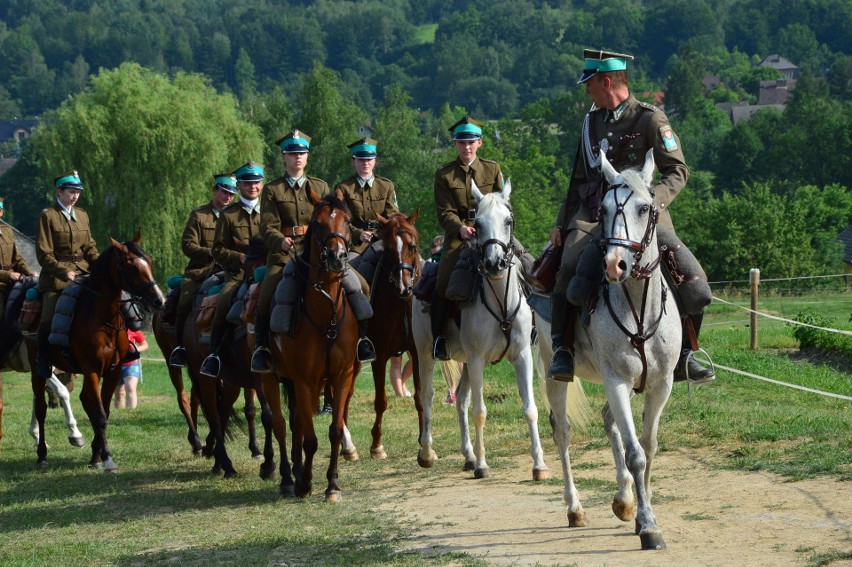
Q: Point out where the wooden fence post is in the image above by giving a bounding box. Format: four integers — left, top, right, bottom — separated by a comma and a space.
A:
750, 268, 760, 350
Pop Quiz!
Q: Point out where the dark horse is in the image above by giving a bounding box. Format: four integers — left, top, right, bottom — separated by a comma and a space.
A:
362, 211, 423, 460
265, 193, 360, 501
183, 237, 275, 479
27, 232, 165, 470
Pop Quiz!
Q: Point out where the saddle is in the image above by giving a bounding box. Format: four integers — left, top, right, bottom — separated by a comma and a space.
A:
413, 260, 439, 302
49, 277, 90, 348
160, 275, 184, 325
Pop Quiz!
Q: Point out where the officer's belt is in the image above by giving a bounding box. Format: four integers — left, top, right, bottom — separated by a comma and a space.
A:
459, 209, 477, 221
56, 253, 84, 262
281, 225, 308, 237
352, 219, 379, 231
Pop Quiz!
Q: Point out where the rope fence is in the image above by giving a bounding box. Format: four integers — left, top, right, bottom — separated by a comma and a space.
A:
709, 273, 850, 285
711, 295, 852, 336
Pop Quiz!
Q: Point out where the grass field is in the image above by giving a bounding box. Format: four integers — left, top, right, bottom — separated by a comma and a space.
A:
0, 292, 849, 565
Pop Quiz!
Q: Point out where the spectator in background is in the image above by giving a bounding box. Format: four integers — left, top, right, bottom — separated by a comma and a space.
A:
115, 329, 149, 409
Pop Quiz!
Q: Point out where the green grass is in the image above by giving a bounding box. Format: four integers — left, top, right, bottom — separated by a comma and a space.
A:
0, 293, 850, 564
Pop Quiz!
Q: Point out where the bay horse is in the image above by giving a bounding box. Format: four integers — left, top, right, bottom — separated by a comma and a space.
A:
535, 150, 679, 550
361, 210, 422, 460
265, 192, 359, 502
28, 232, 165, 470
183, 237, 275, 479
411, 181, 550, 481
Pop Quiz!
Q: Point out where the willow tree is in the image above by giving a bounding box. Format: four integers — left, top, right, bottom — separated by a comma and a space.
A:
30, 62, 265, 281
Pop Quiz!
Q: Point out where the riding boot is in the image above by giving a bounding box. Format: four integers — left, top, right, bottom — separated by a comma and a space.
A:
168, 345, 187, 368
35, 328, 53, 380
199, 323, 224, 378
250, 314, 273, 374
430, 296, 451, 360
673, 313, 715, 384
549, 304, 577, 382
356, 321, 377, 363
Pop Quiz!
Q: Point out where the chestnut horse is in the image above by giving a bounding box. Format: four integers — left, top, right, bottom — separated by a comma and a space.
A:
28, 232, 165, 470
183, 237, 275, 479
361, 210, 423, 460
265, 193, 359, 502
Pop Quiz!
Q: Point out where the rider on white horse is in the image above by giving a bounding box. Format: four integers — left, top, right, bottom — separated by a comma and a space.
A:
548, 48, 714, 385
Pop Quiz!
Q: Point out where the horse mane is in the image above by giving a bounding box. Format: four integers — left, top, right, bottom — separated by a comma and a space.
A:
383, 212, 419, 247
476, 191, 512, 215
617, 168, 653, 202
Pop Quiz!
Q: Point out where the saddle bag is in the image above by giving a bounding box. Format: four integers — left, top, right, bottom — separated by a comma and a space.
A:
196, 293, 219, 336
528, 241, 562, 295
413, 260, 438, 302
19, 292, 41, 335
240, 282, 261, 325
160, 286, 180, 325
445, 246, 480, 303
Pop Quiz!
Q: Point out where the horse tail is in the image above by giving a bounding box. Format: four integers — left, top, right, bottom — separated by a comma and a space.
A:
217, 384, 245, 441
0, 287, 26, 366
533, 337, 594, 433
440, 359, 462, 395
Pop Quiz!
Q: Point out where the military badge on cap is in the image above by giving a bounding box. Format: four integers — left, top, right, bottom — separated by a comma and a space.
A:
347, 137, 378, 159
578, 48, 634, 84
233, 161, 265, 182
213, 173, 238, 194
449, 116, 483, 141
54, 170, 84, 190
275, 129, 311, 153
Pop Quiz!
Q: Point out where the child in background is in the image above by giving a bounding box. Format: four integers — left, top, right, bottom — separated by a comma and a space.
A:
115, 329, 148, 409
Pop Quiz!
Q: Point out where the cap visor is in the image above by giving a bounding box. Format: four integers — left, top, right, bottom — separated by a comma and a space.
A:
577, 69, 598, 84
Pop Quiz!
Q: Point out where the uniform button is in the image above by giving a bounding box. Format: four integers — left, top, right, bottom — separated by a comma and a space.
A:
607, 132, 613, 137
660, 203, 666, 208
299, 197, 303, 201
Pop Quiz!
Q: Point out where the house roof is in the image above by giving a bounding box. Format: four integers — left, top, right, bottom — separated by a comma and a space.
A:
716, 102, 785, 125
0, 219, 37, 268
839, 225, 852, 264
758, 78, 797, 105
760, 54, 798, 71
0, 120, 38, 143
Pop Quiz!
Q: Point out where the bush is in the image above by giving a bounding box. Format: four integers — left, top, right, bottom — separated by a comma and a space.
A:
790, 309, 852, 357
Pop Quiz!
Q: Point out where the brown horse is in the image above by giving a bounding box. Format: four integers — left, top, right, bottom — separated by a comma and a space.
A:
28, 232, 165, 470
362, 210, 423, 460
265, 193, 359, 501
183, 237, 275, 479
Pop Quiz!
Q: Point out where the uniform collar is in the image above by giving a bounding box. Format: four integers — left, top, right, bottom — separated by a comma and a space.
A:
604, 98, 630, 123
357, 176, 374, 189
239, 196, 260, 214
286, 175, 306, 188
57, 199, 77, 221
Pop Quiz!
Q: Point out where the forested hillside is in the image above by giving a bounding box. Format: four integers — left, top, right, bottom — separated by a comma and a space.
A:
0, 0, 849, 280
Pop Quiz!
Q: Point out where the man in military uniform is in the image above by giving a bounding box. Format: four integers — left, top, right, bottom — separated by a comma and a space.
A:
34, 171, 100, 380
199, 162, 263, 378
168, 173, 237, 367
0, 197, 37, 322
431, 116, 504, 360
548, 49, 714, 384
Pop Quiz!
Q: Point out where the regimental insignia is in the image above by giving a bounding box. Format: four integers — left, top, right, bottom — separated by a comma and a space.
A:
660, 126, 678, 152
293, 129, 300, 138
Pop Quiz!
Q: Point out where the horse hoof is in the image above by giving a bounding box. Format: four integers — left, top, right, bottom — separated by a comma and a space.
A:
259, 465, 278, 481
103, 457, 119, 473
474, 467, 490, 479
639, 530, 666, 550
224, 470, 239, 480
463, 460, 476, 472
325, 490, 342, 503
417, 450, 437, 468
252, 453, 263, 460
532, 468, 551, 481
279, 484, 295, 498
68, 435, 85, 447
210, 465, 223, 476
612, 499, 637, 522
568, 510, 588, 528
193, 449, 204, 457
342, 450, 359, 462
370, 446, 387, 460
90, 461, 104, 470
36, 459, 49, 470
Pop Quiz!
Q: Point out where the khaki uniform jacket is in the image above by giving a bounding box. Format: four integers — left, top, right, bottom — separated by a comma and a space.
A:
334, 175, 399, 255
434, 156, 504, 260
211, 202, 261, 283
0, 224, 34, 293
36, 203, 99, 292
260, 176, 329, 266
556, 95, 688, 234
181, 202, 220, 282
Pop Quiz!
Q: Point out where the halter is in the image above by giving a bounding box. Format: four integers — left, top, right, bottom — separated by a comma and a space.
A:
309, 216, 351, 273
476, 211, 516, 274
597, 183, 660, 280
385, 229, 419, 297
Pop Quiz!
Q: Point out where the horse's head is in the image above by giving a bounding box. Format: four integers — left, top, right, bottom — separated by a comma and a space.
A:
472, 179, 515, 280
309, 194, 352, 273
598, 149, 659, 284
377, 208, 421, 298
109, 230, 166, 310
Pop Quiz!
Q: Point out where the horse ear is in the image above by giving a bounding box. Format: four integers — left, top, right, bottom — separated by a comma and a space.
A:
601, 152, 618, 184
334, 187, 344, 201
375, 212, 388, 226
309, 188, 323, 205
133, 229, 142, 243
109, 236, 122, 248
408, 206, 420, 225
640, 149, 656, 187
471, 179, 484, 203
501, 178, 512, 202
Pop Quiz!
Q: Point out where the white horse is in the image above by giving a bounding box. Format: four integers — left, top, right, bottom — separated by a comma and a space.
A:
412, 180, 550, 480
535, 149, 679, 550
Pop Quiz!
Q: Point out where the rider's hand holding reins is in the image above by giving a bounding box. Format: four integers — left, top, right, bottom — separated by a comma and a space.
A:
460, 225, 476, 240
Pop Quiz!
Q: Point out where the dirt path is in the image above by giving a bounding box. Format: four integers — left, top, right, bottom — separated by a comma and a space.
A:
377, 448, 852, 566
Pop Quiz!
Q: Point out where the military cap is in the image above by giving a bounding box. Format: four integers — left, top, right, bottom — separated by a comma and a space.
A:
233, 161, 264, 182
449, 116, 483, 141
54, 170, 84, 190
578, 48, 634, 84
347, 137, 378, 159
275, 129, 311, 153
213, 173, 238, 194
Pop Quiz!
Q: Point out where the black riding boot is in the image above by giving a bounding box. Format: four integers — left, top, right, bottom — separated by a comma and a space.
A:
35, 328, 53, 380
673, 313, 715, 384
250, 314, 273, 374
430, 296, 451, 360
549, 302, 577, 382
200, 323, 224, 378
356, 321, 377, 363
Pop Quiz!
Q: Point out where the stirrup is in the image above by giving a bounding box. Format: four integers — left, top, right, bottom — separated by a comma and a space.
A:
199, 354, 221, 378
684, 348, 716, 385
357, 338, 377, 363
549, 347, 575, 382
168, 346, 187, 368
250, 346, 273, 374
432, 336, 450, 360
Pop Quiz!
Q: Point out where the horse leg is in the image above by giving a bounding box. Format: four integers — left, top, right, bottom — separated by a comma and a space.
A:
244, 387, 262, 459
260, 374, 292, 496
198, 376, 219, 461
546, 378, 587, 527
325, 374, 355, 502
79, 370, 116, 472
369, 357, 389, 460
169, 365, 202, 455
601, 399, 636, 522
31, 375, 49, 467
0, 373, 4, 447
292, 380, 317, 498
46, 372, 85, 447
415, 352, 438, 468
461, 359, 491, 478
513, 347, 550, 481
635, 383, 672, 547
252, 376, 279, 483
454, 363, 477, 473
215, 382, 242, 478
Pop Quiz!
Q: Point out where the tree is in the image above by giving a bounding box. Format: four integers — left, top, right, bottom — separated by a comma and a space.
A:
28, 63, 265, 280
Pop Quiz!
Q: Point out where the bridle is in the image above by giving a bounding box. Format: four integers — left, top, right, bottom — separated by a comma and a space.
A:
475, 211, 516, 275
385, 229, 419, 297
598, 183, 667, 394
308, 214, 351, 273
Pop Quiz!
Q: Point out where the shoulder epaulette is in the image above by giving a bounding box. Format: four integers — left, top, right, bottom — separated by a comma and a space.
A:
638, 101, 659, 112
222, 202, 241, 211
306, 175, 326, 184
376, 175, 392, 183
479, 158, 497, 165
436, 161, 455, 173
